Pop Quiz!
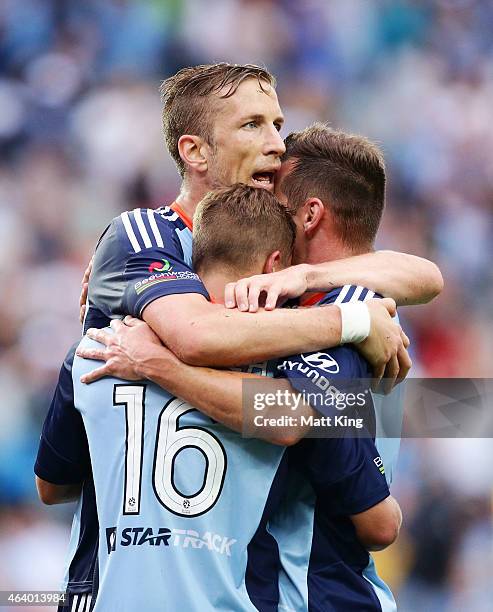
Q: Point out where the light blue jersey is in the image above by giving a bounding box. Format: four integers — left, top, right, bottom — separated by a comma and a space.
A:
72, 334, 286, 611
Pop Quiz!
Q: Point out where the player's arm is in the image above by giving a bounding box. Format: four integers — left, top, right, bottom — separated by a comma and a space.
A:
225, 251, 443, 311
287, 342, 402, 550
88, 216, 407, 378
305, 251, 443, 305
77, 313, 407, 444
144, 295, 408, 384
77, 317, 387, 446
79, 319, 312, 446
35, 477, 81, 505
139, 358, 308, 447
34, 345, 90, 505
296, 433, 402, 552
350, 495, 402, 551
144, 293, 337, 366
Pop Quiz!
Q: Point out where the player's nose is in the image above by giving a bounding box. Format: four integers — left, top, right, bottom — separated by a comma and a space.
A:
264, 125, 286, 158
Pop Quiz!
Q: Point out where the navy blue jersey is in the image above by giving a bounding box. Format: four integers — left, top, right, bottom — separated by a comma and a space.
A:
247, 286, 396, 612
84, 204, 208, 332
321, 285, 405, 484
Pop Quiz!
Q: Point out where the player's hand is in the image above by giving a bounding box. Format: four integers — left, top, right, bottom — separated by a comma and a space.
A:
224, 264, 310, 312
76, 316, 162, 383
79, 257, 93, 323
356, 298, 412, 394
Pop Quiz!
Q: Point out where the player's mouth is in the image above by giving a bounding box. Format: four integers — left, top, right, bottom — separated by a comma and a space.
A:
251, 171, 276, 191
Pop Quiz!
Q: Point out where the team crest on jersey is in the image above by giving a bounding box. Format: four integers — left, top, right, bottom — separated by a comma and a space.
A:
148, 259, 172, 273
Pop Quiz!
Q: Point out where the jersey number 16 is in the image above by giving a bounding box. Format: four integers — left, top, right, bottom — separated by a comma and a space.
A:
114, 385, 227, 518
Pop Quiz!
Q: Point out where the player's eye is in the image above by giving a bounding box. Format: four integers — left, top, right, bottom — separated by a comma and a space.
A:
243, 121, 258, 129
274, 122, 282, 132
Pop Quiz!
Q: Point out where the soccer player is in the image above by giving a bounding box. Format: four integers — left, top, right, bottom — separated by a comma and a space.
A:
229, 124, 407, 482
83, 125, 410, 610
248, 125, 407, 611
37, 63, 439, 607
37, 185, 399, 611
81, 63, 438, 381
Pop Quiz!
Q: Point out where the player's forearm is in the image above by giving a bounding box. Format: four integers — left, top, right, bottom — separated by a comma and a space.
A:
305, 251, 443, 306
138, 349, 308, 445
351, 495, 402, 551
35, 477, 82, 505
139, 349, 245, 431
169, 305, 342, 367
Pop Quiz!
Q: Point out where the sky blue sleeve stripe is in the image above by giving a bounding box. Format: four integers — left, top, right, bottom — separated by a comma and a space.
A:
175, 226, 193, 267
267, 478, 316, 612
61, 499, 83, 591
363, 556, 397, 611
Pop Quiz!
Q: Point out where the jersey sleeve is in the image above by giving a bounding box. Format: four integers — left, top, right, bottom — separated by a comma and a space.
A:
280, 287, 390, 516
291, 436, 390, 516
34, 345, 91, 485
88, 209, 209, 320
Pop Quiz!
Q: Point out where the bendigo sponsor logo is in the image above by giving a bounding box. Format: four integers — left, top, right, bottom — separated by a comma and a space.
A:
105, 526, 236, 556
373, 456, 385, 475
134, 270, 201, 295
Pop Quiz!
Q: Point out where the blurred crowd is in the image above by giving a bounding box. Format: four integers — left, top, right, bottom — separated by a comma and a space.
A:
0, 1, 492, 610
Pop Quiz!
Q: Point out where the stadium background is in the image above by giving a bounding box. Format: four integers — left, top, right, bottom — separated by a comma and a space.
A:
0, 1, 492, 610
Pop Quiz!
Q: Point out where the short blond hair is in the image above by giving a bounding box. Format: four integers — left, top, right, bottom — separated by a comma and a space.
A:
193, 184, 295, 275
160, 63, 276, 177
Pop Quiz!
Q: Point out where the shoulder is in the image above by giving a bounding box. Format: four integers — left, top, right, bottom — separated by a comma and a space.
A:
320, 284, 380, 306
277, 345, 368, 385
101, 207, 186, 256
319, 284, 383, 375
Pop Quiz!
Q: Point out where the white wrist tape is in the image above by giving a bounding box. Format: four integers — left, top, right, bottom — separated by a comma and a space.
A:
336, 302, 371, 344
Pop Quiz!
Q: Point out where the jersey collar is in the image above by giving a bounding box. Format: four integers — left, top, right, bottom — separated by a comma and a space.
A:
170, 201, 193, 231
299, 292, 326, 307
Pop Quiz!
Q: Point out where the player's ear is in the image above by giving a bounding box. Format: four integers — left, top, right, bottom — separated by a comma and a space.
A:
178, 135, 209, 173
263, 250, 281, 274
301, 198, 325, 236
